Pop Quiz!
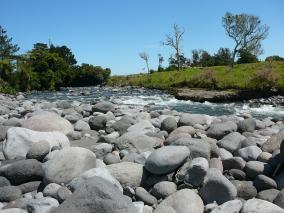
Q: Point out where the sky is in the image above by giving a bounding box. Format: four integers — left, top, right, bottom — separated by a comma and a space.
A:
1, 0, 283, 75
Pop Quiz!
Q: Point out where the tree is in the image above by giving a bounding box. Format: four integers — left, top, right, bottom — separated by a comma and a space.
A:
199, 50, 215, 67
139, 52, 150, 73
50, 44, 77, 66
191, 49, 201, 67
222, 12, 269, 67
214, 48, 232, 66
163, 24, 185, 71
0, 25, 20, 59
265, 55, 284, 62
237, 49, 258, 64
168, 54, 190, 69
157, 53, 164, 71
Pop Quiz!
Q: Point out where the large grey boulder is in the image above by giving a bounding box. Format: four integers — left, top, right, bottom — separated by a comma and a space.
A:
74, 120, 90, 131
107, 162, 146, 188
135, 187, 157, 206
154, 189, 204, 213
22, 113, 73, 135
244, 161, 273, 179
242, 198, 284, 213
0, 159, 43, 185
26, 140, 50, 161
238, 146, 262, 161
257, 189, 280, 202
3, 127, 70, 160
89, 115, 107, 131
206, 121, 237, 140
151, 181, 177, 199
0, 106, 9, 115
231, 180, 257, 200
0, 186, 22, 202
113, 132, 162, 153
170, 138, 211, 159
145, 146, 190, 175
200, 168, 237, 204
93, 101, 114, 113
238, 118, 256, 133
274, 189, 284, 208
161, 117, 177, 133
178, 113, 212, 127
53, 177, 137, 213
185, 157, 209, 187
217, 132, 245, 153
69, 167, 123, 192
42, 147, 96, 184
262, 130, 284, 153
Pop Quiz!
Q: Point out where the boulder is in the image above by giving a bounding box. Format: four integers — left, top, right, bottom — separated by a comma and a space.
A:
0, 106, 9, 115
3, 127, 69, 160
238, 118, 256, 133
57, 186, 72, 203
0, 176, 10, 187
145, 146, 190, 175
69, 167, 123, 192
135, 187, 157, 206
200, 168, 237, 204
154, 189, 204, 213
74, 120, 90, 131
43, 183, 61, 198
274, 189, 284, 208
161, 117, 177, 133
0, 186, 22, 202
254, 174, 277, 191
242, 198, 284, 213
257, 189, 280, 202
22, 113, 73, 135
151, 181, 177, 199
185, 157, 208, 187
42, 147, 96, 184
231, 180, 257, 200
262, 130, 284, 153
0, 159, 43, 185
93, 101, 114, 113
178, 113, 211, 127
217, 132, 245, 153
26, 140, 50, 161
89, 116, 107, 131
53, 177, 137, 213
113, 132, 162, 153
238, 146, 262, 161
222, 157, 246, 170
107, 162, 146, 188
206, 121, 237, 140
244, 161, 273, 179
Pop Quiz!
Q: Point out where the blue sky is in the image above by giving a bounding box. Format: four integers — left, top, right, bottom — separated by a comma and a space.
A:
1, 0, 283, 75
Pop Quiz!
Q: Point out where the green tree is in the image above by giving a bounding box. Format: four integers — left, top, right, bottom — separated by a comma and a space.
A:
0, 25, 20, 59
214, 48, 232, 66
199, 50, 215, 67
50, 44, 77, 66
237, 49, 258, 64
265, 55, 284, 62
222, 12, 269, 67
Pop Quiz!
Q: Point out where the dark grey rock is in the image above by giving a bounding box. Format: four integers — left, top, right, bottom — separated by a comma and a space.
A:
206, 121, 237, 140
18, 181, 41, 194
0, 176, 11, 187
0, 186, 22, 202
89, 115, 107, 131
135, 187, 157, 206
229, 169, 247, 180
238, 118, 256, 133
161, 117, 177, 133
26, 140, 50, 161
222, 157, 246, 171
254, 174, 277, 191
151, 181, 177, 199
244, 161, 273, 179
231, 180, 257, 200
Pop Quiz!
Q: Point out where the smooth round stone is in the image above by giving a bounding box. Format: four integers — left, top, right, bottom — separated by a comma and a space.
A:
231, 180, 257, 200
26, 140, 50, 161
151, 181, 177, 199
57, 187, 72, 203
274, 189, 284, 208
211, 199, 243, 213
229, 169, 247, 180
254, 174, 277, 191
0, 176, 11, 187
257, 189, 280, 202
0, 186, 22, 202
145, 146, 190, 175
103, 153, 120, 165
209, 158, 223, 173
257, 152, 272, 163
135, 187, 157, 206
161, 117, 177, 133
238, 146, 262, 161
184, 157, 208, 187
242, 198, 284, 213
244, 161, 273, 179
219, 148, 233, 160
43, 183, 61, 198
222, 157, 246, 170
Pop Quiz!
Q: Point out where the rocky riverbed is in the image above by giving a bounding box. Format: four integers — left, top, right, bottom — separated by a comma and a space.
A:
1, 93, 284, 212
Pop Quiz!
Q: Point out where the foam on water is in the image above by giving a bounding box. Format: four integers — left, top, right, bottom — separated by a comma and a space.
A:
27, 87, 284, 119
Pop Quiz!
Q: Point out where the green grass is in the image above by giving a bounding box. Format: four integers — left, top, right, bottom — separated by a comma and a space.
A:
0, 79, 16, 94
108, 62, 284, 91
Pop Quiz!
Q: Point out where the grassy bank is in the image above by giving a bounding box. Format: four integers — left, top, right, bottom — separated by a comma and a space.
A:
108, 62, 284, 92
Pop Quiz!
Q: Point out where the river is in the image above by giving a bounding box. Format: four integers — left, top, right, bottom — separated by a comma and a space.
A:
27, 87, 284, 119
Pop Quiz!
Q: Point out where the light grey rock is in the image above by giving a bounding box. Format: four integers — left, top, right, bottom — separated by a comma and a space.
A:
0, 209, 27, 213
238, 146, 262, 161
217, 132, 245, 153
135, 187, 157, 206
244, 161, 273, 179
89, 143, 113, 159
154, 189, 204, 213
42, 147, 96, 184
161, 117, 177, 133
26, 140, 50, 161
3, 127, 69, 160
262, 130, 284, 153
74, 120, 90, 131
219, 148, 233, 160
151, 181, 177, 199
53, 177, 137, 213
206, 121, 237, 140
0, 186, 22, 202
107, 162, 146, 188
2, 117, 23, 127
200, 168, 237, 204
22, 113, 73, 135
89, 115, 107, 131
103, 153, 120, 165
238, 118, 256, 133
231, 180, 257, 200
209, 158, 223, 173
57, 186, 72, 203
127, 120, 155, 134
242, 198, 284, 213
211, 199, 242, 213
257, 189, 280, 202
257, 152, 272, 163
69, 167, 123, 192
145, 146, 190, 175
43, 183, 61, 198
178, 113, 212, 127
185, 157, 208, 187
92, 101, 114, 113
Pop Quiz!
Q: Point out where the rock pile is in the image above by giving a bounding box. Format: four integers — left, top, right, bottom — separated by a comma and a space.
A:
0, 93, 284, 212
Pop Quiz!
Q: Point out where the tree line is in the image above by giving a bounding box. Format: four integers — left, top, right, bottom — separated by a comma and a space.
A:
0, 26, 111, 92
139, 12, 283, 73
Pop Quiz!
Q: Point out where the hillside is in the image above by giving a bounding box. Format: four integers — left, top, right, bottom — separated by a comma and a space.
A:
108, 62, 284, 92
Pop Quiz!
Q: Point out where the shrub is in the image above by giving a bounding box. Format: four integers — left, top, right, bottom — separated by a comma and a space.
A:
191, 70, 218, 89
251, 68, 279, 90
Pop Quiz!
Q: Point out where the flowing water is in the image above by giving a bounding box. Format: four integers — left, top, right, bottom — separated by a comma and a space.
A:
27, 87, 284, 119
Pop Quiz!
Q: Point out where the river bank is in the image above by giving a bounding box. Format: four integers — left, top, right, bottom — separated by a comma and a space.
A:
1, 93, 284, 212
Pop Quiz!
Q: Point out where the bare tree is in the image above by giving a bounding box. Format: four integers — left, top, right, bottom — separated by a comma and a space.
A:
163, 24, 185, 71
158, 53, 164, 71
222, 12, 269, 67
139, 52, 150, 73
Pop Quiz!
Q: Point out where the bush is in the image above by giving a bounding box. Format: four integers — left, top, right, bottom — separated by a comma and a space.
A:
251, 68, 279, 90
191, 70, 218, 89
0, 78, 16, 94
265, 55, 284, 62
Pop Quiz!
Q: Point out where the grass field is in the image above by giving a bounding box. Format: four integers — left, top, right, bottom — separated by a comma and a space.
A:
108, 62, 284, 91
